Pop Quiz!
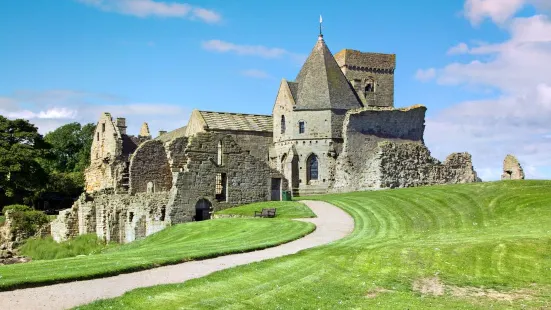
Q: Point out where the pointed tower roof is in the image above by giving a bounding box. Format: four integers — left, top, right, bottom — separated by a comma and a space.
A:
293, 35, 362, 110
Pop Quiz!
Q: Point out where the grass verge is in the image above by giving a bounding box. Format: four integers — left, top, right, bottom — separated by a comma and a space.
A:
19, 234, 115, 260
80, 180, 551, 309
215, 201, 316, 219
0, 218, 314, 291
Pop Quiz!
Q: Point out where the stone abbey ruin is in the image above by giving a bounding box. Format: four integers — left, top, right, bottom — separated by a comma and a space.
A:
51, 34, 480, 243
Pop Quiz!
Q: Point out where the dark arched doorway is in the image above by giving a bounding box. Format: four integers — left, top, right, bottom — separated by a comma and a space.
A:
194, 199, 212, 221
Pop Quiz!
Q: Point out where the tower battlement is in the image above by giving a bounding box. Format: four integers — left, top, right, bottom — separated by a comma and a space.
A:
335, 49, 395, 108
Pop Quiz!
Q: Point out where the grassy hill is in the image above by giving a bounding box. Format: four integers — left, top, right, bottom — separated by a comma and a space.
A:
0, 217, 314, 290
82, 180, 551, 309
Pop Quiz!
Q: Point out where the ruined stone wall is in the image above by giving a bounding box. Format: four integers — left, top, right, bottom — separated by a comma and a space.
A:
168, 132, 287, 223
51, 207, 79, 242
213, 131, 272, 163
85, 113, 134, 194
376, 142, 479, 189
129, 140, 172, 194
332, 105, 478, 192
51, 192, 170, 243
501, 154, 525, 180
165, 137, 189, 172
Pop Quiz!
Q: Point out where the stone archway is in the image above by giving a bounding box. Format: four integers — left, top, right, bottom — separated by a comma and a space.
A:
194, 199, 212, 221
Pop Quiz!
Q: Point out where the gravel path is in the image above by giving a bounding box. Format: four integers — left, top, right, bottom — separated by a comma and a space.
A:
0, 200, 354, 310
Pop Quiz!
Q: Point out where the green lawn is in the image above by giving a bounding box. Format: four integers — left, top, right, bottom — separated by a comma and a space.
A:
81, 180, 551, 309
0, 218, 314, 290
215, 201, 316, 219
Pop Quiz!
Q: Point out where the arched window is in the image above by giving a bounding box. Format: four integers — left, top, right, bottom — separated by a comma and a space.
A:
307, 154, 319, 183
365, 77, 375, 94
281, 115, 286, 134
217, 141, 223, 165
298, 121, 305, 134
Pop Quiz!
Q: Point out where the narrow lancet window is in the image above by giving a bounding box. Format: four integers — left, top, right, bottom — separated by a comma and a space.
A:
281, 115, 286, 134
217, 140, 223, 165
307, 154, 319, 183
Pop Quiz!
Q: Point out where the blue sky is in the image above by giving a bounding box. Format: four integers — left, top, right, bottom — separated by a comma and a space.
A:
1, 0, 550, 181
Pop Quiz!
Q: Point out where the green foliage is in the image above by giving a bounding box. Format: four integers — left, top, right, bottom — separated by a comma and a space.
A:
2, 204, 33, 215
44, 171, 85, 198
42, 122, 95, 174
8, 209, 49, 239
216, 201, 316, 218
19, 234, 111, 260
0, 116, 50, 203
0, 217, 315, 290
79, 181, 551, 309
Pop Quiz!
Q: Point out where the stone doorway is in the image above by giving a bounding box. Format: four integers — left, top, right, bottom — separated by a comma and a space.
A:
271, 178, 281, 201
194, 199, 212, 221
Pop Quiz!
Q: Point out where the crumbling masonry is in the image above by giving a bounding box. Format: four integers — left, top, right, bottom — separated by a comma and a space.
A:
51, 33, 479, 243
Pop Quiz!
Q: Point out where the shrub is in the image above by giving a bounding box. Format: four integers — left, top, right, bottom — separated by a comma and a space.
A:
8, 209, 50, 240
2, 204, 33, 215
19, 234, 111, 260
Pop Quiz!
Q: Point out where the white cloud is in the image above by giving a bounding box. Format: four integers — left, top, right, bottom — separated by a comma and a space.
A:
447, 42, 470, 55
414, 68, 436, 82
241, 69, 272, 79
4, 107, 78, 120
76, 0, 221, 23
464, 0, 526, 25
0, 90, 190, 135
421, 1, 551, 180
463, 0, 551, 25
436, 15, 551, 95
201, 40, 290, 58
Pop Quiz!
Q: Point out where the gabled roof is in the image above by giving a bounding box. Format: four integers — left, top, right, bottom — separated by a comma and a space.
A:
156, 126, 187, 143
293, 36, 362, 111
198, 110, 272, 133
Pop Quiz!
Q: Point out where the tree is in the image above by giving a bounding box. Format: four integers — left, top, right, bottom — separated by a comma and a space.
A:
0, 116, 51, 205
42, 122, 95, 173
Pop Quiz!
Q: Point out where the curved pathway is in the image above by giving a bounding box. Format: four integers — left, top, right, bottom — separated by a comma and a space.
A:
0, 201, 354, 310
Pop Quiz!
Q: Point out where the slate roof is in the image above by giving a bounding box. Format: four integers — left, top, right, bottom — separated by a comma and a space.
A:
156, 126, 187, 143
199, 110, 272, 133
292, 36, 362, 111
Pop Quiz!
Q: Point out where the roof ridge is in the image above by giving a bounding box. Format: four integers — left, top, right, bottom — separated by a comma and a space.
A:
198, 110, 272, 117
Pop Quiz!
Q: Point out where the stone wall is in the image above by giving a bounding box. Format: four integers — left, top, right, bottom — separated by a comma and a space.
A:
52, 132, 286, 244
165, 136, 189, 172
51, 191, 170, 243
168, 132, 287, 223
214, 131, 273, 163
377, 142, 479, 189
129, 140, 172, 194
332, 105, 478, 192
501, 154, 525, 180
344, 106, 426, 141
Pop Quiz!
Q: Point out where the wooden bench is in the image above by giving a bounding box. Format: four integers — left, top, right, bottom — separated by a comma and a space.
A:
254, 208, 277, 218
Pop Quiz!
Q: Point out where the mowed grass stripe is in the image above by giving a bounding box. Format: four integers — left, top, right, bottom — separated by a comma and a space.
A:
0, 218, 314, 290
78, 180, 551, 309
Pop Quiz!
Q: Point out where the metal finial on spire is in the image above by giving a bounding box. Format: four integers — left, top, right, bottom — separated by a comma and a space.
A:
319, 15, 323, 37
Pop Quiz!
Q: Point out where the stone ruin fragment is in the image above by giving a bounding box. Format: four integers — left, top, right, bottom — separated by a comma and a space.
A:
501, 154, 525, 180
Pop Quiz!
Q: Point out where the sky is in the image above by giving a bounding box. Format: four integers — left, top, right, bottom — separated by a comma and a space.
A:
1, 0, 550, 181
